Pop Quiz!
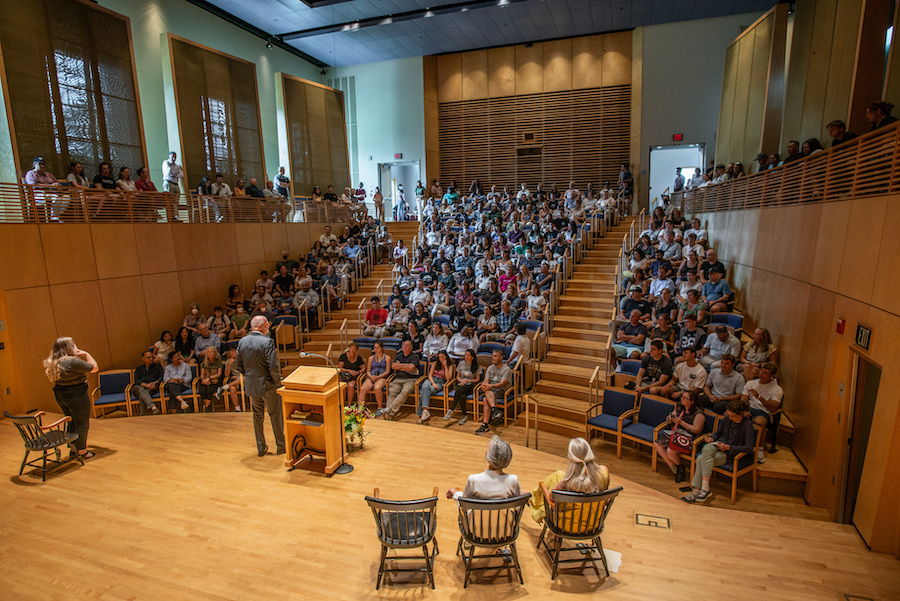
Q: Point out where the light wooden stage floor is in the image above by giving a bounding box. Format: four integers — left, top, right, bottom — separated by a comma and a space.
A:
2, 413, 897, 601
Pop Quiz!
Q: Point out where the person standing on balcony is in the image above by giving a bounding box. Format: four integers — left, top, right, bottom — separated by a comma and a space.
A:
673, 167, 685, 192
161, 151, 183, 193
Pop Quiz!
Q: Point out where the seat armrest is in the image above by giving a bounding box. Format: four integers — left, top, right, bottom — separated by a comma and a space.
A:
540, 481, 554, 509
41, 416, 72, 430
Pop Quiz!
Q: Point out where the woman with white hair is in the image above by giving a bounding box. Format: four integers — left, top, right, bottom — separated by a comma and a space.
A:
529, 437, 610, 523
447, 435, 520, 500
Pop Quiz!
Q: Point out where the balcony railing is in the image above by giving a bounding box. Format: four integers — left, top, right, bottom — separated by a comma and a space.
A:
672, 122, 900, 214
0, 186, 368, 224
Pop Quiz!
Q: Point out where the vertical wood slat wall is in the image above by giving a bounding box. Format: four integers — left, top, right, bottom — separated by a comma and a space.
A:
282, 75, 349, 196
0, 0, 145, 181
169, 36, 264, 189
438, 86, 630, 189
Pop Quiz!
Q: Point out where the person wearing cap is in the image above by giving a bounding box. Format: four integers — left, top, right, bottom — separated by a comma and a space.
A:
827, 120, 858, 147
25, 156, 68, 221
702, 268, 732, 314
161, 151, 183, 193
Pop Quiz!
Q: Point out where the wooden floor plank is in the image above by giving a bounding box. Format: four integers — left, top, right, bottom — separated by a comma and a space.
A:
1, 413, 896, 601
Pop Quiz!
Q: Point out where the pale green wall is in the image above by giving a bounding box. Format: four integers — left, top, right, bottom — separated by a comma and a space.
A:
333, 56, 426, 197
95, 0, 323, 187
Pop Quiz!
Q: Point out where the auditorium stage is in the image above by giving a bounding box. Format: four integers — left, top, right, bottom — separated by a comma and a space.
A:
1, 413, 897, 600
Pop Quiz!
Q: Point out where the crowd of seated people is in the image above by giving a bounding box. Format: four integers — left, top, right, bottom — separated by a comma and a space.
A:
609, 201, 784, 479
131, 222, 376, 414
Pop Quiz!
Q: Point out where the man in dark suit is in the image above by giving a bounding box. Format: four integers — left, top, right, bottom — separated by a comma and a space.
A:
234, 315, 285, 456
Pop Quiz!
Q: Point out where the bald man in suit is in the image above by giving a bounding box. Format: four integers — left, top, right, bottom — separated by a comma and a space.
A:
234, 315, 285, 456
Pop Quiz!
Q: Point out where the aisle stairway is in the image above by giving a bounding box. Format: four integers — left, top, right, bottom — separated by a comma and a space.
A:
301, 221, 422, 356
519, 216, 639, 437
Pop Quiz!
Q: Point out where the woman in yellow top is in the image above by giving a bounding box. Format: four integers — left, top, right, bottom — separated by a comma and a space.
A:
529, 437, 609, 524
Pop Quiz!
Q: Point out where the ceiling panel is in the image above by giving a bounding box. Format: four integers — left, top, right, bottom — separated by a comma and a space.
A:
201, 0, 775, 67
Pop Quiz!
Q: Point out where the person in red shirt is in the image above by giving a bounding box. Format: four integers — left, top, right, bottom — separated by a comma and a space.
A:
134, 167, 158, 192
363, 296, 388, 338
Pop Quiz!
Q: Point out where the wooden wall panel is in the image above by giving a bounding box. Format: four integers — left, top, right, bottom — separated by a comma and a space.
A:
240, 263, 268, 296
233, 223, 265, 264
134, 224, 178, 275
285, 224, 312, 261
436, 54, 462, 103
487, 46, 516, 98
177, 268, 217, 318
717, 6, 787, 165
172, 225, 210, 271
141, 272, 183, 341
824, 0, 863, 125
572, 36, 601, 89
542, 40, 572, 93
433, 32, 631, 189
461, 50, 488, 101
92, 225, 140, 280
205, 223, 239, 268
799, 0, 840, 138
260, 223, 289, 263
0, 226, 48, 291
99, 276, 150, 367
600, 31, 632, 87
694, 192, 900, 557
5, 287, 57, 412
515, 44, 543, 95
40, 225, 97, 285
49, 282, 111, 369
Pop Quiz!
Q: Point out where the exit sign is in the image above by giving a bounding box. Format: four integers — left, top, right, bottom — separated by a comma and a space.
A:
673, 134, 683, 142
394, 153, 403, 159
855, 323, 873, 351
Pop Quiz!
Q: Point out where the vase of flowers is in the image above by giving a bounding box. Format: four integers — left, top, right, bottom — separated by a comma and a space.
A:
343, 403, 372, 448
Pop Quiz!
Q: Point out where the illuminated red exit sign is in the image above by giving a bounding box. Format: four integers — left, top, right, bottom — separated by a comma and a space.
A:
394, 153, 403, 159
673, 134, 683, 142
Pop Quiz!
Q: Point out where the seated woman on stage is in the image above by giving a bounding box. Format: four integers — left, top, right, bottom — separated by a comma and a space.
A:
357, 340, 391, 412
446, 435, 520, 500
528, 437, 610, 523
221, 346, 243, 412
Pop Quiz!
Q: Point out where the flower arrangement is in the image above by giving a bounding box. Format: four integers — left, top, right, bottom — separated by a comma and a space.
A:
343, 402, 373, 448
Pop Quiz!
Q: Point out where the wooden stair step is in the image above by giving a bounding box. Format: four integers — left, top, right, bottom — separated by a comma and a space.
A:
535, 363, 597, 385
519, 411, 588, 438
557, 306, 614, 319
535, 379, 594, 402
520, 392, 591, 424
547, 337, 607, 357
545, 351, 605, 370
552, 316, 612, 331
550, 327, 609, 343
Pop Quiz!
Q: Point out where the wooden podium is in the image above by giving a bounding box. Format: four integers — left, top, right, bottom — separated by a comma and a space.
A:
278, 366, 347, 474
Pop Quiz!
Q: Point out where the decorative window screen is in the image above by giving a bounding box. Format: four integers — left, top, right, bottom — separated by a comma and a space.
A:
170, 37, 264, 188
438, 86, 630, 189
0, 0, 144, 180
282, 75, 349, 196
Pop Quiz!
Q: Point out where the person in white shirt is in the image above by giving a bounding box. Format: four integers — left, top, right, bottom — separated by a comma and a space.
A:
689, 168, 704, 189
408, 279, 432, 309
447, 326, 479, 360
741, 362, 783, 463
698, 326, 741, 369
684, 219, 707, 242
516, 183, 531, 202
661, 347, 707, 399
425, 224, 442, 247
161, 151, 183, 193
681, 233, 704, 261
211, 173, 231, 197
508, 323, 531, 368
447, 435, 520, 500
319, 225, 338, 247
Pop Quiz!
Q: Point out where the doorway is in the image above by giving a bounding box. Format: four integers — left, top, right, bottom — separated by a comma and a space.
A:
648, 144, 704, 211
840, 354, 881, 525
377, 160, 420, 222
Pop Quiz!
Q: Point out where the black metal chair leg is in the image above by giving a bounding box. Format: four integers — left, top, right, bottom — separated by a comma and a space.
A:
19, 450, 29, 475
510, 542, 524, 585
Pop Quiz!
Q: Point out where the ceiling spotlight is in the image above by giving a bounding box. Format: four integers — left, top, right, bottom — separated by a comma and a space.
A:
266, 39, 273, 49
524, 42, 533, 48
320, 67, 328, 76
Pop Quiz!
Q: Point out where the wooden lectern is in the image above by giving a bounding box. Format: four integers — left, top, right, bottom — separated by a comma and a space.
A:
278, 366, 346, 474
